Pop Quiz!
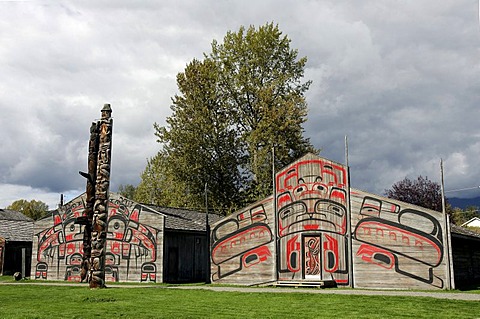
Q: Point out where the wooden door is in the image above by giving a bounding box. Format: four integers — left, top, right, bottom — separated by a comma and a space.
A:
303, 236, 321, 280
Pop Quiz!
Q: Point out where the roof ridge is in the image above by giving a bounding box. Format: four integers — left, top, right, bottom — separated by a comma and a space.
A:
451, 223, 480, 239
460, 216, 480, 227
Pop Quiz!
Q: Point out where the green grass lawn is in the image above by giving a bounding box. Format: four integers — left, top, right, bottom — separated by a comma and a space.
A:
1, 283, 480, 319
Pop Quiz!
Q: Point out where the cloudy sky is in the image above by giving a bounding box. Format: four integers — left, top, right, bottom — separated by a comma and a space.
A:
1, 0, 479, 209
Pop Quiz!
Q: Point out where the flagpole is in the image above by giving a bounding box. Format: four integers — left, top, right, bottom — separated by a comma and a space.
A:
205, 182, 210, 284
345, 135, 353, 288
272, 146, 279, 282
440, 159, 454, 289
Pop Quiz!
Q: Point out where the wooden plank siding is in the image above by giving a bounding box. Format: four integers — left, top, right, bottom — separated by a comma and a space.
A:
210, 196, 276, 285
350, 188, 447, 289
31, 192, 165, 283
275, 154, 350, 285
210, 153, 452, 290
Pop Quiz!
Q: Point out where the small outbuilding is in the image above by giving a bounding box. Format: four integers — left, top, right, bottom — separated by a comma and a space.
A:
461, 217, 480, 228
146, 205, 221, 283
450, 224, 480, 288
0, 209, 33, 277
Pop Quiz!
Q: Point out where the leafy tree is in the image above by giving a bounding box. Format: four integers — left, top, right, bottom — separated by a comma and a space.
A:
141, 23, 317, 214
210, 22, 317, 198
145, 58, 243, 212
7, 199, 49, 220
135, 152, 166, 205
450, 205, 479, 226
384, 176, 444, 212
117, 184, 137, 200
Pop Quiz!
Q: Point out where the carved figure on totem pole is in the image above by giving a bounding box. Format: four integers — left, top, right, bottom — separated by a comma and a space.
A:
77, 104, 113, 288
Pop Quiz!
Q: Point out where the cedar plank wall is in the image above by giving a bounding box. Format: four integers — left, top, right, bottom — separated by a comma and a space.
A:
275, 154, 350, 285
31, 193, 165, 283
210, 196, 275, 285
350, 188, 447, 289
210, 154, 450, 289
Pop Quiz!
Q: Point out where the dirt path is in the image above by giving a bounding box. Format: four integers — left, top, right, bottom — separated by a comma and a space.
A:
2, 282, 479, 301
168, 285, 480, 301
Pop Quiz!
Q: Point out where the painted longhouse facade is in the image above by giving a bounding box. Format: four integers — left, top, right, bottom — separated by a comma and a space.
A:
31, 192, 219, 283
29, 153, 478, 289
210, 153, 455, 289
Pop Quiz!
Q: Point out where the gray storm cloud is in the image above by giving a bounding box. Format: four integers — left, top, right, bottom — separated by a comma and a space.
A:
0, 0, 478, 208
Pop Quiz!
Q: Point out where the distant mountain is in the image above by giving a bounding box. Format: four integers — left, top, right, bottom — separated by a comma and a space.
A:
447, 196, 480, 210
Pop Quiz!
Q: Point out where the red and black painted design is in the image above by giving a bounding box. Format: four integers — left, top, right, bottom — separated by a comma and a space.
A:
209, 154, 447, 289
211, 200, 273, 281
33, 195, 162, 283
304, 236, 320, 276
354, 202, 445, 288
276, 157, 349, 285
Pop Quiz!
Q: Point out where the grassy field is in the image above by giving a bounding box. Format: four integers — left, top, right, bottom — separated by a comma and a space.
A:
1, 281, 480, 319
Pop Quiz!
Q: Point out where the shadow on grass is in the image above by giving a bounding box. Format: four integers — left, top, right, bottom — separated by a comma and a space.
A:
456, 283, 480, 293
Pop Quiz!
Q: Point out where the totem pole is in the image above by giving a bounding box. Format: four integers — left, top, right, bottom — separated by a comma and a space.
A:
78, 122, 99, 283
77, 104, 113, 288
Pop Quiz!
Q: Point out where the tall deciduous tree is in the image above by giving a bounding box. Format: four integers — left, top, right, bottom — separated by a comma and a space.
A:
135, 152, 171, 206
139, 58, 243, 212
7, 199, 49, 220
385, 176, 444, 212
210, 22, 317, 199
135, 152, 177, 206
140, 23, 317, 214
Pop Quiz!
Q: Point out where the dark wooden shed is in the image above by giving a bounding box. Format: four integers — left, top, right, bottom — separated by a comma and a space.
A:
0, 209, 33, 277
146, 206, 222, 283
450, 224, 480, 289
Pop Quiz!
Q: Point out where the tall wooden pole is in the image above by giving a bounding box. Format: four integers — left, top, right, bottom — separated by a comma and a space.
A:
205, 183, 211, 283
78, 122, 99, 283
78, 104, 113, 288
273, 146, 279, 282
90, 104, 113, 288
345, 135, 354, 288
440, 159, 454, 290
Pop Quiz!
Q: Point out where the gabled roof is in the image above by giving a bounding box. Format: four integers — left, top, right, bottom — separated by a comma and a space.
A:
38, 190, 221, 233
460, 217, 480, 227
0, 209, 33, 242
0, 209, 33, 222
145, 205, 222, 232
278, 152, 347, 171
451, 223, 480, 241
